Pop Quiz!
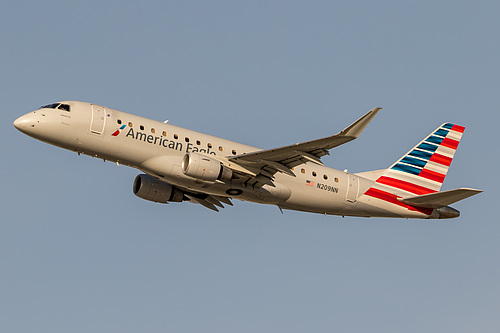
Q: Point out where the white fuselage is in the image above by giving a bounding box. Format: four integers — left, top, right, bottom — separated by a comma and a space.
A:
13, 101, 439, 218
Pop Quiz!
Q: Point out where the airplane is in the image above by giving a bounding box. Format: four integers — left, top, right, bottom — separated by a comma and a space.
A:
13, 101, 481, 219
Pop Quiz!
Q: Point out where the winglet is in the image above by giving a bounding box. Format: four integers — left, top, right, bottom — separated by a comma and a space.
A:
340, 107, 381, 138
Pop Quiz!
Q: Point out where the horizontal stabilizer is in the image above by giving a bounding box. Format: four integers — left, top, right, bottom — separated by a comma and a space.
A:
398, 188, 482, 208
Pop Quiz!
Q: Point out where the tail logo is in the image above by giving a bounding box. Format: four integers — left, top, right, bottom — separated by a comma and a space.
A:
361, 122, 466, 216
389, 123, 464, 186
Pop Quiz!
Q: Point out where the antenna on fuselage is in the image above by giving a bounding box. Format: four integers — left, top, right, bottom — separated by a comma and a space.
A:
164, 120, 169, 123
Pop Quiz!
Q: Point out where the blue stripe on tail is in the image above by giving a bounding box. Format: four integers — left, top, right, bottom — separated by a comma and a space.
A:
434, 129, 449, 137
391, 163, 421, 175
409, 149, 432, 160
417, 142, 439, 153
425, 135, 444, 145
400, 156, 427, 168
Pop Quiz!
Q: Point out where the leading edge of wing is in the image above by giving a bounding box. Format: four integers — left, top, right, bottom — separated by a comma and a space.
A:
228, 107, 381, 172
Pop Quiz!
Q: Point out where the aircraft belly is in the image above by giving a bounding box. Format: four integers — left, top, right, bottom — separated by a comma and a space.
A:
152, 173, 290, 205
352, 195, 430, 218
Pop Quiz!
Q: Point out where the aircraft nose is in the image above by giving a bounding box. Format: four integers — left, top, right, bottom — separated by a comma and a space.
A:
13, 116, 24, 130
13, 113, 35, 133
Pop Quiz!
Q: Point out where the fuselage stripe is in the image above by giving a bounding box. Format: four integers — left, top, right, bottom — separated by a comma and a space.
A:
363, 187, 433, 215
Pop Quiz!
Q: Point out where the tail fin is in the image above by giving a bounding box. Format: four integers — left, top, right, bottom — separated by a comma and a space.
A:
375, 123, 465, 195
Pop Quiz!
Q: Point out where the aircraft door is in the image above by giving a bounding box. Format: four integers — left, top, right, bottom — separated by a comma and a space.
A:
346, 174, 359, 203
90, 105, 106, 134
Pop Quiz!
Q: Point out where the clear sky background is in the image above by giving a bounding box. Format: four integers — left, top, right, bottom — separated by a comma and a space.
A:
1, 1, 498, 332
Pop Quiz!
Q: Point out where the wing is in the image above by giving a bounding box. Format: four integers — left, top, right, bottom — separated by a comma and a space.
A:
228, 107, 381, 181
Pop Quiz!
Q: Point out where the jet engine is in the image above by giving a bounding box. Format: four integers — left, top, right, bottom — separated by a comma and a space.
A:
181, 152, 232, 181
133, 174, 184, 203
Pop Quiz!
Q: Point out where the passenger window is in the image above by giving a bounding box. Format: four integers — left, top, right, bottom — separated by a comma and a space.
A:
174, 134, 178, 139
312, 171, 317, 177
151, 128, 156, 134
140, 125, 144, 130
162, 131, 167, 137
185, 137, 189, 142
196, 140, 201, 145
323, 174, 328, 180
301, 168, 306, 174
117, 119, 122, 124
334, 177, 339, 183
219, 146, 224, 152
128, 122, 133, 127
232, 150, 237, 155
208, 143, 213, 148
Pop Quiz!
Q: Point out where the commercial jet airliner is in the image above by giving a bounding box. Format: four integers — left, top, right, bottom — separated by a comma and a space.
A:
13, 101, 481, 218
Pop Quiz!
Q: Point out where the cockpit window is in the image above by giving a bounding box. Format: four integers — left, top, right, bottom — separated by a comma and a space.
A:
58, 104, 70, 111
40, 103, 59, 109
39, 103, 70, 111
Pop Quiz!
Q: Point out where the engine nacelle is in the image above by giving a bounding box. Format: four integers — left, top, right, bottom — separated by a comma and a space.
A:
133, 174, 184, 203
181, 152, 232, 181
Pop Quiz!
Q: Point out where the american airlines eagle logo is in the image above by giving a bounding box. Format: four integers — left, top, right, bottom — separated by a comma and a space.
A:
112, 124, 127, 136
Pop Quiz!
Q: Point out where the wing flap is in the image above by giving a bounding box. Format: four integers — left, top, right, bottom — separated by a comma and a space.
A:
185, 194, 220, 212
398, 188, 482, 208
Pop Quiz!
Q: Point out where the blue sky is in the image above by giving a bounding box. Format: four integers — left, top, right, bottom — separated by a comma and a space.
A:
1, 1, 498, 332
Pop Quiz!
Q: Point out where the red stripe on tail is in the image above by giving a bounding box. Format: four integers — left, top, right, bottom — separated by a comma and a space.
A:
376, 176, 436, 195
451, 125, 465, 133
419, 168, 446, 183
429, 153, 453, 166
441, 138, 459, 150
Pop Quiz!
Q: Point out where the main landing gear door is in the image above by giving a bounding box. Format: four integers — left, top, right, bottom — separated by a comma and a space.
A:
90, 105, 106, 134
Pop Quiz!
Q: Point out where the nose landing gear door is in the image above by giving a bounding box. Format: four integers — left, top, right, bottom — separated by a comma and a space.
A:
90, 105, 106, 134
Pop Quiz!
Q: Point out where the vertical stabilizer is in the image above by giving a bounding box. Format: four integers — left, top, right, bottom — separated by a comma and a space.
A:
372, 123, 465, 196
360, 123, 466, 217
